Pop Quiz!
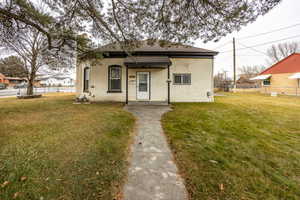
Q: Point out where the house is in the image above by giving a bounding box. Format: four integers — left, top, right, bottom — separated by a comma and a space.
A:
0, 73, 9, 85
236, 74, 260, 88
40, 75, 75, 87
0, 73, 27, 86
76, 40, 218, 104
251, 53, 300, 95
5, 77, 27, 86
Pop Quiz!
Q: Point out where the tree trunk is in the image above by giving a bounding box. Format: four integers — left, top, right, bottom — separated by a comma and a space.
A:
27, 79, 34, 96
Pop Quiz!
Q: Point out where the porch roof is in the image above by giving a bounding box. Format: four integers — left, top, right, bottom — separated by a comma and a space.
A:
124, 56, 171, 68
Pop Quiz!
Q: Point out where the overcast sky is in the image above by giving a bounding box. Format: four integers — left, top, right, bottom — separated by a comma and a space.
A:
195, 0, 300, 77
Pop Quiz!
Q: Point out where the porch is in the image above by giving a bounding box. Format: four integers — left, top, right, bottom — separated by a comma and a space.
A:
124, 56, 171, 104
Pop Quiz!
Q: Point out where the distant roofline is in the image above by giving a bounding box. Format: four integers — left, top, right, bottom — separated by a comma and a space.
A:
260, 53, 300, 75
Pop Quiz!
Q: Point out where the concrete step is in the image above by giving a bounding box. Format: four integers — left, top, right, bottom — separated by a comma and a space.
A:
128, 101, 169, 106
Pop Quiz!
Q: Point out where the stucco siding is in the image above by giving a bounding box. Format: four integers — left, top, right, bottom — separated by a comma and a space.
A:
170, 58, 213, 102
76, 57, 214, 102
128, 68, 168, 101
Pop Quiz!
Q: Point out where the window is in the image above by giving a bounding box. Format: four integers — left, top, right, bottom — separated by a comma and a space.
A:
108, 65, 122, 92
263, 78, 271, 86
83, 67, 90, 92
173, 73, 191, 85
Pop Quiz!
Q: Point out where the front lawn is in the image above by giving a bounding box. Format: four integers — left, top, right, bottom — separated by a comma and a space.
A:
0, 95, 135, 200
162, 93, 300, 200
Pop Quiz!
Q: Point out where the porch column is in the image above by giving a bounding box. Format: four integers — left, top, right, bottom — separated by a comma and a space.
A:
167, 64, 170, 104
126, 65, 128, 104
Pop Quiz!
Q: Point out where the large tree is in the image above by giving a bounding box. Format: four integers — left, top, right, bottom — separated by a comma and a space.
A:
0, 55, 27, 77
0, 27, 47, 95
1, 0, 282, 50
266, 41, 300, 65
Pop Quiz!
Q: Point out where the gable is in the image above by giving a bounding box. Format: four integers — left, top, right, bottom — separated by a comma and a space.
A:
261, 53, 300, 75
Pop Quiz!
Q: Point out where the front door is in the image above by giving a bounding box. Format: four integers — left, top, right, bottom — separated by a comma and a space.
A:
137, 72, 150, 100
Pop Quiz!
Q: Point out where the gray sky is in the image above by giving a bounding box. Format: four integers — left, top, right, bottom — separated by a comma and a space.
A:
195, 0, 300, 76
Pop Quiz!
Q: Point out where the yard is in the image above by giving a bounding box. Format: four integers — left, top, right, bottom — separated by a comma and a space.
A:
0, 94, 135, 200
162, 93, 300, 200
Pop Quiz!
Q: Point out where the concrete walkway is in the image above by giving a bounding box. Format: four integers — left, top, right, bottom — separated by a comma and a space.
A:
123, 105, 188, 200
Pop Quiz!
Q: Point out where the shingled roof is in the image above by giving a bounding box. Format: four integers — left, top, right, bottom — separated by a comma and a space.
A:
81, 40, 218, 59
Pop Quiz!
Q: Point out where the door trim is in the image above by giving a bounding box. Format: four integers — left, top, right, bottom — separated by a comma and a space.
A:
136, 71, 151, 101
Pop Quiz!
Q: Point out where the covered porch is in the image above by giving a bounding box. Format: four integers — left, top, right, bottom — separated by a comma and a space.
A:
124, 56, 172, 104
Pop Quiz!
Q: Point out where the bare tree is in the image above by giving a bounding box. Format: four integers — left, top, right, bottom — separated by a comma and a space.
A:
238, 65, 266, 77
0, 28, 46, 95
266, 41, 300, 65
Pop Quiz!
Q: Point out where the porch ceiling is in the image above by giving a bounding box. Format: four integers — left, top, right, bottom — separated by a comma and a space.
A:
124, 56, 171, 68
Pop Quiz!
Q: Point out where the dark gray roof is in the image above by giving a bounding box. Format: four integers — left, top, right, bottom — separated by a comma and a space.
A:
82, 40, 218, 58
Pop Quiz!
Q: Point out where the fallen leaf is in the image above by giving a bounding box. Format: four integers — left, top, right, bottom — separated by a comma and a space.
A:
20, 176, 27, 182
219, 183, 224, 191
13, 192, 20, 199
1, 181, 9, 188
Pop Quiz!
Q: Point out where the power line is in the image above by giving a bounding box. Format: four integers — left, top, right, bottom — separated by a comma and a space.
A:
237, 41, 268, 56
237, 22, 300, 40
220, 34, 300, 53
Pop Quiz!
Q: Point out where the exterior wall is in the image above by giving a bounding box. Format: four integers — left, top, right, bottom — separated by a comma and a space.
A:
76, 57, 214, 102
128, 68, 168, 102
261, 73, 300, 95
76, 58, 126, 102
170, 58, 213, 102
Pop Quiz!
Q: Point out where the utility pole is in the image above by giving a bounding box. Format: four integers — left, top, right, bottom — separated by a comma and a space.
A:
233, 37, 236, 89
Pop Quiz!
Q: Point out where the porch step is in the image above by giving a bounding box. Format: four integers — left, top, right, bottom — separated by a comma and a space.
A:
127, 101, 169, 106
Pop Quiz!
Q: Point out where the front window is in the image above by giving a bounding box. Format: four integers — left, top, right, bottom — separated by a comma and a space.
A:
108, 65, 122, 92
173, 73, 191, 85
83, 67, 90, 92
263, 78, 271, 86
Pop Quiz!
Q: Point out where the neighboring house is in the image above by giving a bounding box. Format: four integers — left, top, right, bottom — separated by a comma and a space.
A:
5, 77, 27, 86
236, 74, 260, 88
77, 40, 218, 103
251, 53, 300, 95
0, 73, 9, 84
0, 73, 41, 87
40, 75, 75, 86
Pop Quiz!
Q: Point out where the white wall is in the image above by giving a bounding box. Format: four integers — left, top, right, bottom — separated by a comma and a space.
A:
170, 58, 214, 102
76, 57, 214, 102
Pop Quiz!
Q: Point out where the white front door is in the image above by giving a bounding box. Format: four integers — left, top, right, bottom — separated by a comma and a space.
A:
137, 72, 150, 100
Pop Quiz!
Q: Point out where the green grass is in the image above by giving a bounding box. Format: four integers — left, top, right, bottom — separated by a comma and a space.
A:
0, 95, 135, 200
162, 93, 300, 200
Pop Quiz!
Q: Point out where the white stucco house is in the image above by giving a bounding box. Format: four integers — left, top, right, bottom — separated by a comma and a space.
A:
76, 41, 218, 104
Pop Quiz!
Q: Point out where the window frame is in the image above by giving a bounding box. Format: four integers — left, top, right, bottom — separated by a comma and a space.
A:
173, 73, 191, 85
83, 66, 90, 92
263, 77, 271, 86
108, 65, 122, 93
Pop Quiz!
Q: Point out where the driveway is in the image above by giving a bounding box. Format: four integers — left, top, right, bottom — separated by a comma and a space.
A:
123, 105, 188, 200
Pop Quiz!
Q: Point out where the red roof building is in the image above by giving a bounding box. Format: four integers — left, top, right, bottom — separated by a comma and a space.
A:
260, 53, 300, 75
251, 53, 300, 96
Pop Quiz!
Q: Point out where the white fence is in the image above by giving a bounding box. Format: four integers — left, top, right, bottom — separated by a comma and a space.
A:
0, 87, 75, 97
